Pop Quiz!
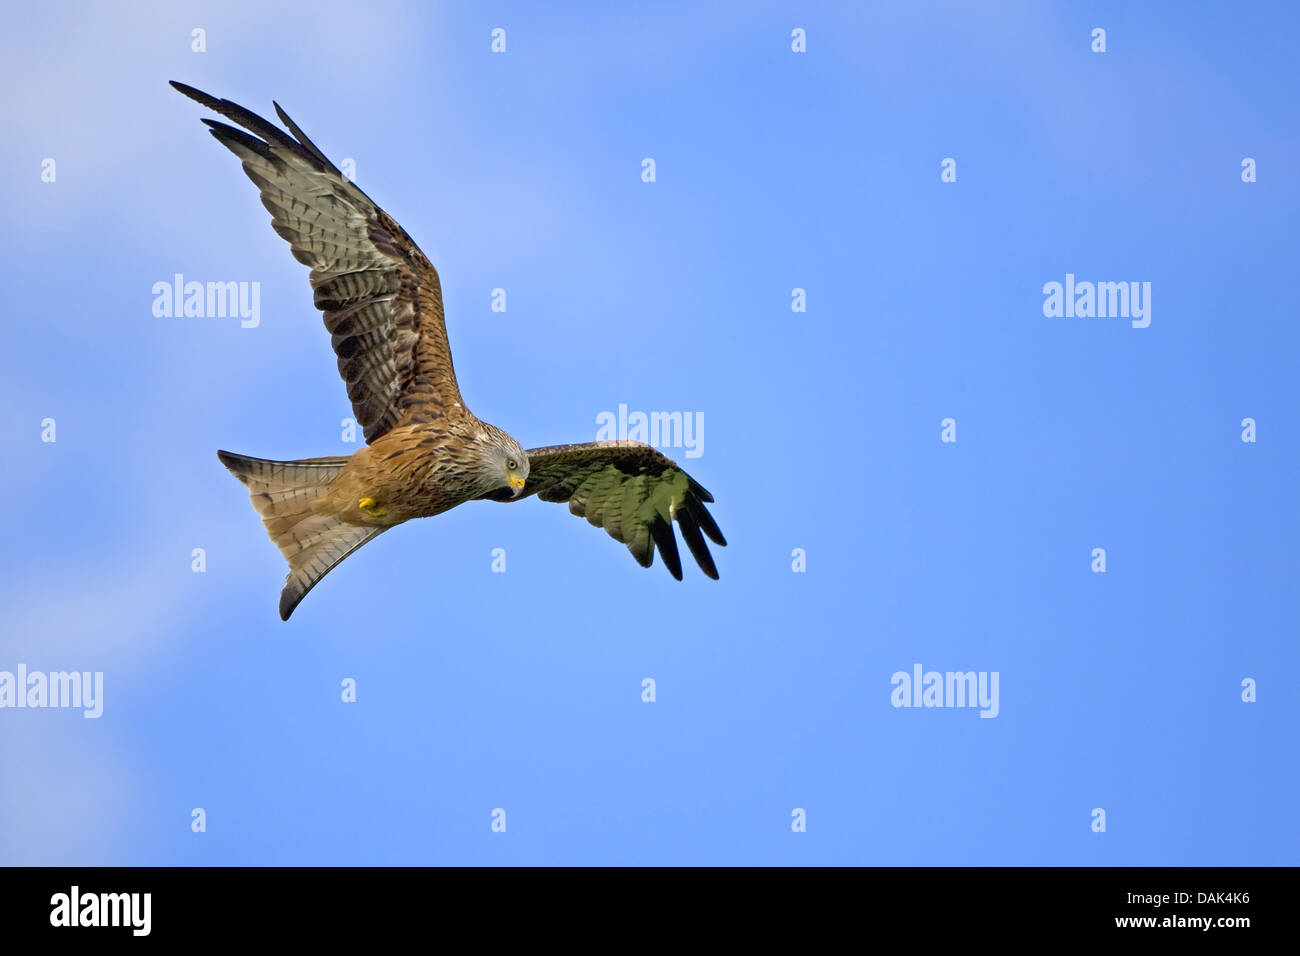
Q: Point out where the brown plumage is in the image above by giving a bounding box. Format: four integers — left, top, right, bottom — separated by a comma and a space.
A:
174, 82, 725, 619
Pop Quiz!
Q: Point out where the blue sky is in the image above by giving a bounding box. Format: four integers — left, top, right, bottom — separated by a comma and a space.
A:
1, 1, 1296, 865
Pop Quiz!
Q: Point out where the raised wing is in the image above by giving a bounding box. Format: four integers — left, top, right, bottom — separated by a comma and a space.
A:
484, 441, 726, 579
171, 81, 465, 442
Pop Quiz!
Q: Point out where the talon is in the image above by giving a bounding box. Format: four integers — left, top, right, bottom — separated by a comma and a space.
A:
359, 496, 386, 517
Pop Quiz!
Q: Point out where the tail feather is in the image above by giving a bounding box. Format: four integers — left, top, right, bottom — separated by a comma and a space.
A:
217, 449, 384, 620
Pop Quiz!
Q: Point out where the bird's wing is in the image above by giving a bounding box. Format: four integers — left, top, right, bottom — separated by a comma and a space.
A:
482, 440, 726, 579
171, 81, 464, 442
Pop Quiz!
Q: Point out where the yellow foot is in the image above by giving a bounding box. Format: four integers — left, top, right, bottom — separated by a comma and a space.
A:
359, 496, 387, 518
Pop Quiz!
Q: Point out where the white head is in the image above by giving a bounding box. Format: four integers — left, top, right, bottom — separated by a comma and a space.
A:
476, 425, 530, 497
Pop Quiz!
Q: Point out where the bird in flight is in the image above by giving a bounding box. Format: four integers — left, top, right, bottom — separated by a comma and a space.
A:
172, 82, 725, 620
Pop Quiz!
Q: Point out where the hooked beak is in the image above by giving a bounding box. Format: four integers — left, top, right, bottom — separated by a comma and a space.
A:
508, 473, 527, 496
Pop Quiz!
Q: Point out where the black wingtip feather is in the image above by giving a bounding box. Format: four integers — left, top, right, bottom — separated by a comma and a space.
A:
202, 118, 276, 161
629, 537, 654, 569
170, 80, 218, 107
651, 517, 683, 581
688, 478, 714, 503
170, 81, 301, 153
676, 510, 718, 579
692, 499, 727, 547
273, 100, 342, 175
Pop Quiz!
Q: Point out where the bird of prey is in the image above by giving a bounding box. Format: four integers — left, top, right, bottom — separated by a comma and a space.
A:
172, 82, 726, 620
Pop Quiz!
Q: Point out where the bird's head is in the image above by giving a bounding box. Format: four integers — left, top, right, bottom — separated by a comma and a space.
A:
477, 426, 530, 497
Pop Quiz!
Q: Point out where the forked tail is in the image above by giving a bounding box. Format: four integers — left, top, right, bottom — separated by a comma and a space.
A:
217, 450, 385, 620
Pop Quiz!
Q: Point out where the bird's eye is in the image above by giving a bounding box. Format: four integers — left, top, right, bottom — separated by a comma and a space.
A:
507, 459, 518, 471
